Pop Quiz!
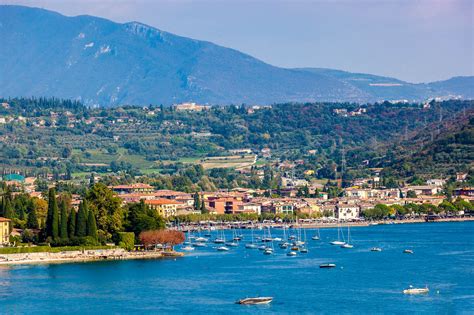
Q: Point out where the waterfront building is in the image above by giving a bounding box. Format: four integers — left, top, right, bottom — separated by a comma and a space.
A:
109, 183, 155, 194
144, 199, 181, 218
0, 217, 11, 246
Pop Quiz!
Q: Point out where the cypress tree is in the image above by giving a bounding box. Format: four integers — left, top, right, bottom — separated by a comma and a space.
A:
200, 200, 208, 214
59, 200, 68, 239
46, 188, 57, 237
86, 210, 98, 241
0, 197, 4, 217
3, 198, 13, 219
68, 209, 76, 239
193, 192, 200, 210
76, 200, 88, 237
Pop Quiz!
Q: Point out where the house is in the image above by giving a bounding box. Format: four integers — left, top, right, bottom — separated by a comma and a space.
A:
454, 187, 474, 197
207, 197, 242, 214
236, 202, 262, 215
173, 102, 210, 111
0, 217, 11, 245
405, 185, 441, 196
456, 172, 468, 182
144, 199, 181, 218
335, 204, 360, 220
271, 201, 294, 215
109, 183, 154, 194
426, 179, 446, 187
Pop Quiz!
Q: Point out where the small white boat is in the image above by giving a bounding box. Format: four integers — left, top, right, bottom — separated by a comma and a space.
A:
237, 297, 273, 305
341, 244, 353, 249
300, 247, 309, 253
193, 242, 207, 247
403, 286, 429, 295
273, 237, 282, 242
320, 263, 336, 268
214, 238, 225, 244
225, 241, 239, 247
330, 241, 345, 246
279, 243, 289, 249
331, 224, 346, 245
182, 245, 195, 251
403, 249, 414, 254
294, 240, 305, 246
263, 248, 273, 255
311, 236, 320, 240
287, 251, 297, 256
195, 237, 208, 242
217, 246, 229, 251
245, 243, 258, 249
371, 247, 382, 252
258, 245, 267, 250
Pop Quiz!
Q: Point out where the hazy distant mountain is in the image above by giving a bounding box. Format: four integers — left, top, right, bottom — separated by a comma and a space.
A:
0, 5, 472, 106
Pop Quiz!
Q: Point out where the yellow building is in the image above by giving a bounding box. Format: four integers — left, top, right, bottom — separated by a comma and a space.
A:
0, 217, 11, 245
144, 199, 181, 218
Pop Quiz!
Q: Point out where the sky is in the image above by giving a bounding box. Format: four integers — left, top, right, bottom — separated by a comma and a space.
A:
3, 0, 473, 82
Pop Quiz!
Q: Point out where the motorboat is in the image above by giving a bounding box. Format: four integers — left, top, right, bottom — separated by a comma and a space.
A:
287, 251, 297, 256
195, 237, 208, 242
403, 249, 414, 254
225, 241, 239, 247
245, 243, 258, 249
403, 286, 429, 295
193, 242, 207, 247
182, 245, 195, 251
319, 263, 336, 268
371, 247, 382, 252
217, 246, 229, 251
300, 247, 308, 253
236, 297, 273, 305
291, 246, 299, 251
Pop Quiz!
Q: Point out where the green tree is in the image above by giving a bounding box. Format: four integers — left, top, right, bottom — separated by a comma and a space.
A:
193, 192, 200, 210
75, 200, 88, 237
68, 209, 76, 239
86, 183, 123, 241
46, 188, 59, 239
86, 210, 98, 240
59, 200, 68, 239
3, 198, 14, 219
27, 205, 39, 229
201, 200, 208, 214
406, 190, 417, 198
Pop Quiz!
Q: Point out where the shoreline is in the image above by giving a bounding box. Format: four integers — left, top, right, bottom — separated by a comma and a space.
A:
0, 249, 184, 266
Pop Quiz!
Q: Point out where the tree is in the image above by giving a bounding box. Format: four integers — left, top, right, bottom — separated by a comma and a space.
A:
193, 192, 200, 210
86, 210, 98, 240
200, 200, 208, 214
86, 183, 123, 241
3, 198, 13, 219
46, 188, 59, 239
406, 190, 417, 198
68, 209, 76, 239
125, 200, 165, 236
75, 200, 88, 237
59, 200, 68, 239
27, 205, 39, 229
139, 230, 185, 250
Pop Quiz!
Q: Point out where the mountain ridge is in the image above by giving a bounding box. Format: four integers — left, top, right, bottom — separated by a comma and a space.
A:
0, 5, 472, 106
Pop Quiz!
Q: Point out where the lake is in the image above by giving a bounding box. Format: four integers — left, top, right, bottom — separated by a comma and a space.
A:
1, 221, 473, 314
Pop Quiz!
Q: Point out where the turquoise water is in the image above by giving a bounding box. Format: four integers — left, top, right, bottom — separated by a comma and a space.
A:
1, 222, 473, 314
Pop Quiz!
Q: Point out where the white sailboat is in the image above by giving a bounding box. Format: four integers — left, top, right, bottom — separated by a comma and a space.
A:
245, 223, 258, 249
341, 226, 353, 248
330, 223, 346, 245
311, 227, 321, 240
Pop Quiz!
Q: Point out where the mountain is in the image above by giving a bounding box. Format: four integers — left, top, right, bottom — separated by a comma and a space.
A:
0, 5, 473, 106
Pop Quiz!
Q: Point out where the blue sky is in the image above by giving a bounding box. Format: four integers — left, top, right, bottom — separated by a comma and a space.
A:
5, 0, 473, 82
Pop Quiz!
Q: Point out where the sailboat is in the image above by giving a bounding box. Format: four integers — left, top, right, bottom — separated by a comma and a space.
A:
214, 227, 226, 244
330, 223, 346, 245
341, 226, 353, 248
311, 227, 321, 240
263, 227, 274, 255
279, 226, 290, 249
245, 223, 258, 249
182, 232, 195, 251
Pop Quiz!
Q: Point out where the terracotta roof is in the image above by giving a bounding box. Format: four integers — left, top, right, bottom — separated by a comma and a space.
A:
110, 183, 154, 189
0, 217, 12, 222
145, 199, 181, 205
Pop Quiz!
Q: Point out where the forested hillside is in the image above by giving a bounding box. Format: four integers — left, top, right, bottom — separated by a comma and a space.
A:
0, 97, 472, 182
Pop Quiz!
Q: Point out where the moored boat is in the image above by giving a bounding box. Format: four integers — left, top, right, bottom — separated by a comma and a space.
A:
403, 286, 429, 295
236, 297, 273, 305
287, 251, 297, 256
245, 243, 258, 249
320, 263, 336, 268
371, 247, 382, 252
403, 249, 414, 254
217, 246, 229, 251
182, 245, 195, 251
